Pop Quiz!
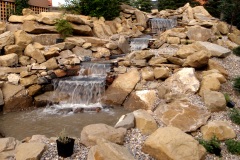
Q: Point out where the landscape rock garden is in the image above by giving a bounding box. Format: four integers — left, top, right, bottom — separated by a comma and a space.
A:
0, 2, 240, 160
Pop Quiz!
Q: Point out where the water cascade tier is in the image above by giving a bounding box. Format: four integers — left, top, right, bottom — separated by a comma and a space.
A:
148, 18, 177, 34
130, 35, 152, 51
44, 62, 112, 114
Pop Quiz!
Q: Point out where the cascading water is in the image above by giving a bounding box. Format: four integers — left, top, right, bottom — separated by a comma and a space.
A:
148, 18, 177, 34
44, 62, 112, 114
130, 35, 152, 51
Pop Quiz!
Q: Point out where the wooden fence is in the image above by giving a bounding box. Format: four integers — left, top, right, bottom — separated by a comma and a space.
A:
0, 1, 49, 21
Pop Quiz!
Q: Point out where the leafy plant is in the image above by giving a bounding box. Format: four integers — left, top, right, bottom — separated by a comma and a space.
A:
225, 139, 240, 155
131, 0, 153, 12
15, 0, 29, 15
57, 129, 71, 144
228, 108, 240, 125
198, 136, 222, 156
157, 0, 200, 11
233, 76, 240, 93
55, 18, 73, 39
233, 46, 240, 57
224, 93, 231, 102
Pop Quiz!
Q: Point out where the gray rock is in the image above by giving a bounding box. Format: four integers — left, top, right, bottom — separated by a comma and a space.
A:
114, 113, 135, 129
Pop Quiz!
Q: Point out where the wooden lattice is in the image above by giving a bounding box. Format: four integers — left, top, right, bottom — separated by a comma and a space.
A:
0, 1, 49, 21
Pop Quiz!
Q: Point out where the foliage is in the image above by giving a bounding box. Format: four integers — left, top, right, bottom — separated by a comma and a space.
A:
55, 18, 73, 39
228, 108, 240, 125
15, 0, 29, 15
61, 0, 82, 14
233, 46, 240, 57
198, 136, 221, 156
157, 0, 200, 11
225, 139, 240, 155
204, 0, 221, 18
218, 0, 240, 30
119, 0, 131, 5
233, 77, 240, 93
224, 93, 231, 102
57, 129, 71, 144
131, 0, 153, 12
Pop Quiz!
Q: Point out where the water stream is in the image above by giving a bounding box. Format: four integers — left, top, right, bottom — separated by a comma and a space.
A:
148, 18, 177, 34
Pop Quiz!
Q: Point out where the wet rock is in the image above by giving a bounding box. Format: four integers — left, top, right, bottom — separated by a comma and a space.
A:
102, 68, 140, 106
142, 127, 206, 160
0, 53, 18, 67
37, 12, 62, 25
80, 123, 126, 147
201, 121, 236, 141
87, 139, 135, 160
203, 91, 226, 112
155, 100, 210, 132
187, 26, 212, 41
114, 113, 135, 129
183, 50, 211, 68
0, 31, 14, 49
16, 143, 46, 160
124, 90, 157, 111
28, 84, 42, 96
14, 30, 33, 50
133, 109, 158, 135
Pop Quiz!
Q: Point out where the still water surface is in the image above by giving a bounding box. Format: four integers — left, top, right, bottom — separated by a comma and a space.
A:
0, 107, 129, 140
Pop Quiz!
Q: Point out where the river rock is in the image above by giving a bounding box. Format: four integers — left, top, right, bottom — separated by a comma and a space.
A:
0, 31, 14, 49
15, 142, 46, 160
203, 90, 226, 112
155, 100, 210, 132
133, 109, 158, 135
201, 121, 236, 140
0, 137, 17, 152
187, 26, 212, 41
0, 53, 18, 67
80, 123, 126, 147
142, 127, 206, 160
23, 21, 56, 34
114, 113, 135, 129
195, 41, 231, 58
37, 12, 62, 25
183, 50, 211, 68
40, 58, 58, 70
14, 30, 33, 50
124, 90, 157, 111
102, 68, 140, 106
87, 139, 135, 160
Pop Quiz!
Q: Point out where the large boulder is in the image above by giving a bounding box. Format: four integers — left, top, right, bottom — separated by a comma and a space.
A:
199, 75, 221, 96
14, 30, 33, 50
186, 26, 212, 41
65, 14, 86, 25
0, 31, 14, 49
37, 12, 62, 25
23, 21, 56, 34
87, 139, 135, 160
71, 23, 93, 36
15, 143, 46, 160
176, 43, 199, 58
80, 123, 126, 146
183, 50, 211, 68
4, 45, 22, 55
201, 121, 236, 140
155, 100, 210, 132
8, 15, 24, 23
134, 10, 147, 28
93, 21, 112, 39
203, 91, 226, 112
133, 109, 158, 135
124, 90, 157, 111
142, 127, 206, 160
0, 53, 18, 67
102, 68, 140, 106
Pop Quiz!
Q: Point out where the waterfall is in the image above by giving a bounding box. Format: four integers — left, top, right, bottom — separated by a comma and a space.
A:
148, 18, 177, 34
130, 36, 151, 51
44, 62, 112, 114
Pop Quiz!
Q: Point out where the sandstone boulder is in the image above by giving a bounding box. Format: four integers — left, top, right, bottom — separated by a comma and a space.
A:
8, 15, 24, 23
114, 113, 135, 129
153, 67, 170, 79
0, 89, 3, 105
80, 123, 126, 146
155, 100, 210, 132
141, 67, 154, 81
20, 75, 38, 87
40, 58, 58, 70
94, 47, 110, 58
25, 44, 46, 63
23, 21, 56, 34
124, 90, 157, 111
102, 68, 140, 106
65, 37, 86, 46
16, 143, 46, 160
65, 14, 86, 24
134, 10, 147, 28
133, 109, 158, 135
228, 33, 240, 45
148, 57, 168, 66
176, 43, 199, 58
2, 83, 24, 101
199, 75, 221, 96
14, 30, 33, 49
71, 23, 93, 36
187, 26, 212, 41
208, 59, 228, 77
87, 139, 135, 160
142, 127, 206, 160
37, 12, 62, 25
0, 137, 17, 152
0, 53, 18, 67
203, 91, 226, 112
201, 121, 236, 140
0, 31, 14, 49
217, 22, 229, 35
22, 8, 35, 16
4, 45, 22, 55
28, 84, 42, 96
183, 50, 211, 68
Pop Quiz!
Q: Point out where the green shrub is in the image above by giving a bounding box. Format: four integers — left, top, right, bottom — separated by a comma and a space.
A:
228, 108, 240, 125
233, 76, 240, 93
15, 0, 29, 15
198, 136, 221, 156
233, 46, 240, 57
226, 139, 240, 155
55, 18, 73, 39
